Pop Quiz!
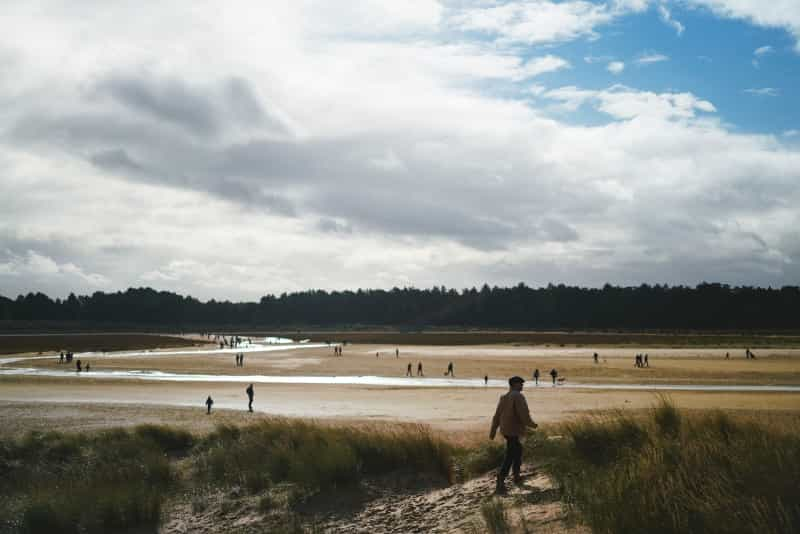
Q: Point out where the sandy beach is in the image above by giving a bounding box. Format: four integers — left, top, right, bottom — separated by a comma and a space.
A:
2, 337, 799, 437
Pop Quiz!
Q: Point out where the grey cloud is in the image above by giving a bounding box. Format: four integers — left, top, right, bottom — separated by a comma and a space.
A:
90, 148, 147, 173
94, 73, 220, 133
317, 218, 353, 234
89, 72, 287, 137
538, 218, 579, 242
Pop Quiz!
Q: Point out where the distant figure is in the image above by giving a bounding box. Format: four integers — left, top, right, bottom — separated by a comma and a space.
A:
593, 352, 599, 364
644, 354, 649, 368
76, 359, 82, 372
445, 361, 454, 377
59, 352, 64, 364
206, 395, 214, 414
417, 362, 424, 377
406, 363, 413, 376
220, 342, 224, 350
235, 354, 239, 367
376, 352, 380, 358
85, 363, 90, 372
240, 353, 245, 367
725, 352, 730, 360
484, 375, 489, 386
490, 376, 537, 494
549, 368, 557, 386
635, 354, 641, 368
533, 368, 540, 386
246, 383, 254, 412
396, 348, 399, 358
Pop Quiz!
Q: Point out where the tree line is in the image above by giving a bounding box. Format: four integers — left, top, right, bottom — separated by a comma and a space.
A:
1, 283, 799, 330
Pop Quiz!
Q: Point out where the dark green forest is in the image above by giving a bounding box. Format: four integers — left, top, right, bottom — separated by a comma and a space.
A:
1, 283, 799, 330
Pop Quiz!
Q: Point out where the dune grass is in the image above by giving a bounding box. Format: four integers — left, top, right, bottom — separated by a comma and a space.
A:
0, 424, 193, 533
194, 419, 453, 494
541, 399, 800, 534
0, 419, 452, 533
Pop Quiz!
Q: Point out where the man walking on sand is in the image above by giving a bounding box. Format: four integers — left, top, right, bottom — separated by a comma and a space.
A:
490, 376, 537, 494
246, 383, 254, 412
206, 395, 214, 415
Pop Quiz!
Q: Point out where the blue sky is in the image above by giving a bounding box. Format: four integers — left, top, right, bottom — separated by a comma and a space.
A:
489, 3, 799, 134
1, 1, 800, 300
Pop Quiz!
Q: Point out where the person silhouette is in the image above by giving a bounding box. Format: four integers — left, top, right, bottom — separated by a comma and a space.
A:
533, 368, 539, 385
484, 375, 488, 386
246, 383, 254, 412
417, 362, 424, 377
406, 363, 413, 377
76, 359, 82, 372
550, 368, 557, 386
446, 362, 454, 377
490, 376, 538, 494
206, 395, 214, 414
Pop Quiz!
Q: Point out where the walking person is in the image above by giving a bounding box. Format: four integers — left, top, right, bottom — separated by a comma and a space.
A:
396, 348, 399, 358
240, 353, 245, 367
445, 362, 454, 377
490, 376, 538, 494
644, 354, 649, 368
417, 361, 424, 377
246, 383, 254, 412
484, 375, 489, 386
549, 368, 557, 386
533, 368, 539, 386
406, 363, 413, 377
59, 352, 64, 364
205, 395, 214, 414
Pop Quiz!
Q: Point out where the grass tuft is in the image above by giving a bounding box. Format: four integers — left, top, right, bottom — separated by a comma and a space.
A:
481, 498, 511, 534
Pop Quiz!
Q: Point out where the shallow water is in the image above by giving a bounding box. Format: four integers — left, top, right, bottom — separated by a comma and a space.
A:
0, 365, 798, 392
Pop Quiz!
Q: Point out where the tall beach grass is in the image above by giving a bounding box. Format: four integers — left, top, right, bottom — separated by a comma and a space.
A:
542, 399, 800, 534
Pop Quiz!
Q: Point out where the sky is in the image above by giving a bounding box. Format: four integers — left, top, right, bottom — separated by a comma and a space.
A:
1, 0, 799, 301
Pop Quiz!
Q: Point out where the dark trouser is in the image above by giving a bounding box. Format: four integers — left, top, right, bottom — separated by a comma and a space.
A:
498, 435, 522, 482
248, 397, 253, 412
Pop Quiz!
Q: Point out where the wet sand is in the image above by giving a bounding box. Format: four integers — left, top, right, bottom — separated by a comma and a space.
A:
2, 341, 799, 437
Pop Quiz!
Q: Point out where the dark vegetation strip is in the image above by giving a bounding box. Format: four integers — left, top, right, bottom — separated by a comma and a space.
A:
540, 400, 800, 534
3, 283, 800, 331
0, 334, 202, 355
0, 420, 453, 533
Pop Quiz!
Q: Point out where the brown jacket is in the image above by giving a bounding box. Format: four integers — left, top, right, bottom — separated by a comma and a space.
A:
491, 390, 535, 437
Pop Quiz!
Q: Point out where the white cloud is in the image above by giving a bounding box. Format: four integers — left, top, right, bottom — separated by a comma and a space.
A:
636, 52, 669, 64
754, 45, 774, 56
607, 61, 626, 74
0, 250, 110, 288
744, 88, 780, 96
545, 85, 717, 120
687, 1, 800, 51
658, 4, 685, 35
584, 55, 614, 64
529, 84, 547, 96
518, 55, 571, 79
784, 129, 799, 137
451, 0, 634, 45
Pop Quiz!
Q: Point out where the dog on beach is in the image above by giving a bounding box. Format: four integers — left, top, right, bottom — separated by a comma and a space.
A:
556, 377, 566, 385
